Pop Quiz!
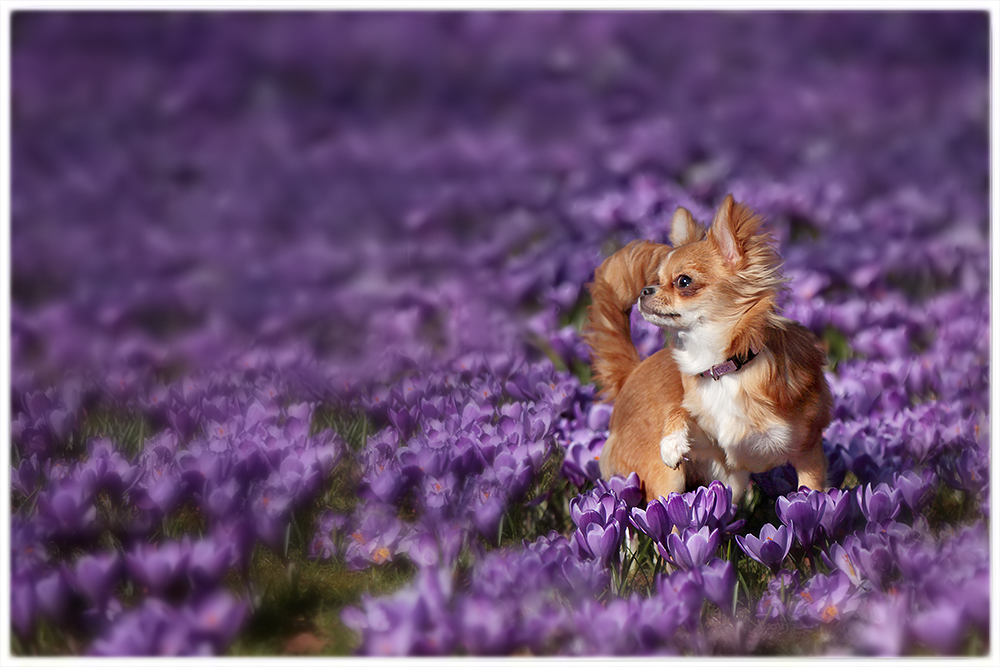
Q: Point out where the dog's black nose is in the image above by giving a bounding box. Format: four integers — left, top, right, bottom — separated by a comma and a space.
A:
641, 286, 657, 297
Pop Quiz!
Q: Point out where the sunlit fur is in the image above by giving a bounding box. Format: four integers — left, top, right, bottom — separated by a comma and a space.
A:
584, 195, 832, 502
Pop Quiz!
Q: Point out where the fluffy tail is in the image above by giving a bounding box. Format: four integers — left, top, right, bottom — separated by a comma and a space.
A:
583, 240, 670, 401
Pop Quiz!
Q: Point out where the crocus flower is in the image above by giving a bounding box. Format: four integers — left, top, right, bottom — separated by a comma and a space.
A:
11, 454, 40, 496
37, 478, 99, 539
663, 493, 691, 530
852, 589, 911, 656
735, 524, 793, 574
894, 469, 937, 515
11, 579, 36, 638
570, 598, 642, 655
125, 541, 191, 597
629, 498, 672, 544
691, 481, 744, 534
494, 450, 533, 499
458, 595, 513, 654
908, 602, 966, 654
72, 551, 123, 610
594, 471, 643, 508
89, 598, 209, 656
776, 489, 826, 549
791, 569, 860, 628
399, 530, 441, 568
249, 482, 293, 554
660, 526, 721, 570
818, 487, 855, 541
573, 521, 623, 566
756, 569, 803, 621
562, 436, 603, 487
131, 466, 184, 518
698, 558, 737, 614
188, 537, 233, 587
343, 505, 404, 570
856, 482, 902, 526
34, 568, 70, 623
656, 567, 707, 630
184, 590, 249, 653
845, 533, 895, 592
473, 488, 507, 545
570, 491, 628, 531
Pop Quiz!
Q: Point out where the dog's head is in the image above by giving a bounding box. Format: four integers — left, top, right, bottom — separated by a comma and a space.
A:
637, 194, 785, 334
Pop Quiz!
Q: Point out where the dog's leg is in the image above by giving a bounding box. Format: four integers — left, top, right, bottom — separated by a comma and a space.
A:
643, 461, 686, 502
790, 437, 828, 491
709, 461, 751, 503
597, 433, 621, 481
658, 410, 691, 469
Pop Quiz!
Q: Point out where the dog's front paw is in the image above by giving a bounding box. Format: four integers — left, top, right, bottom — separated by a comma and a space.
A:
659, 427, 690, 469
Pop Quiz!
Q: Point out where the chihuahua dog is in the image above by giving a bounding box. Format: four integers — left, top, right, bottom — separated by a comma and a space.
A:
584, 194, 832, 502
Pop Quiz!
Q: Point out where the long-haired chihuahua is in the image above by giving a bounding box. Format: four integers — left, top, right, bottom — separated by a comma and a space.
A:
584, 194, 832, 502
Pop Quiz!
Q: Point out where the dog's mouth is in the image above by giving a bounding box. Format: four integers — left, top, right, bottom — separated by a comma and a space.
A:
638, 299, 681, 321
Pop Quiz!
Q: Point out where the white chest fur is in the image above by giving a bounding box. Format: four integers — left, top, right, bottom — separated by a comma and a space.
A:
684, 374, 794, 472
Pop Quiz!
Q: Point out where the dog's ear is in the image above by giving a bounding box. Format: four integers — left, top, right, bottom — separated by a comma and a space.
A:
709, 194, 741, 265
668, 207, 703, 247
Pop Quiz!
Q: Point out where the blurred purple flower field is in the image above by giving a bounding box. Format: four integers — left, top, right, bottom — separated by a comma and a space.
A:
8, 11, 990, 656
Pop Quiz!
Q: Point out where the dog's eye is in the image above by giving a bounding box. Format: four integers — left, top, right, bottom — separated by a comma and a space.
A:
675, 275, 692, 289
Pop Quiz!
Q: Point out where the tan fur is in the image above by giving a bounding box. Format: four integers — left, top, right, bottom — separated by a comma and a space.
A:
584, 195, 833, 502
583, 240, 672, 402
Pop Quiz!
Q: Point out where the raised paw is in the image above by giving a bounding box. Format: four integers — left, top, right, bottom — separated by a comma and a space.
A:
659, 427, 690, 469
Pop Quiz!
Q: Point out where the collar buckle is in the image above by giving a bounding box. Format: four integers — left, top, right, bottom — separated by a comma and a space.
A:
700, 344, 762, 381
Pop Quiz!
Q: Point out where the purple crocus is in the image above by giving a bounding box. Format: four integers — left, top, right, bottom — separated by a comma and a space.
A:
691, 481, 744, 534
735, 524, 793, 574
11, 578, 36, 638
131, 466, 184, 518
660, 526, 721, 570
125, 541, 191, 596
88, 598, 209, 656
663, 493, 691, 530
37, 478, 98, 538
398, 530, 441, 568
856, 482, 902, 526
458, 595, 513, 654
821, 540, 864, 588
852, 590, 911, 656
894, 469, 937, 515
818, 487, 855, 541
494, 450, 533, 499
698, 558, 737, 614
791, 569, 860, 628
11, 454, 40, 496
473, 489, 507, 545
594, 471, 643, 508
72, 551, 123, 610
34, 568, 70, 623
569, 490, 628, 566
656, 566, 707, 630
776, 489, 826, 549
562, 435, 603, 487
184, 590, 249, 653
249, 481, 293, 554
570, 491, 628, 531
629, 497, 672, 544
756, 569, 803, 621
830, 533, 894, 592
309, 509, 348, 561
188, 537, 233, 587
908, 602, 967, 654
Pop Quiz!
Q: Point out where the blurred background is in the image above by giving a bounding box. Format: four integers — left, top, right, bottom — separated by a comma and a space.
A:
10, 11, 989, 390
7, 10, 992, 657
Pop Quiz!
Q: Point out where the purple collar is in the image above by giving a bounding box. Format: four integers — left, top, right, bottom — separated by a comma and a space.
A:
698, 344, 762, 381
